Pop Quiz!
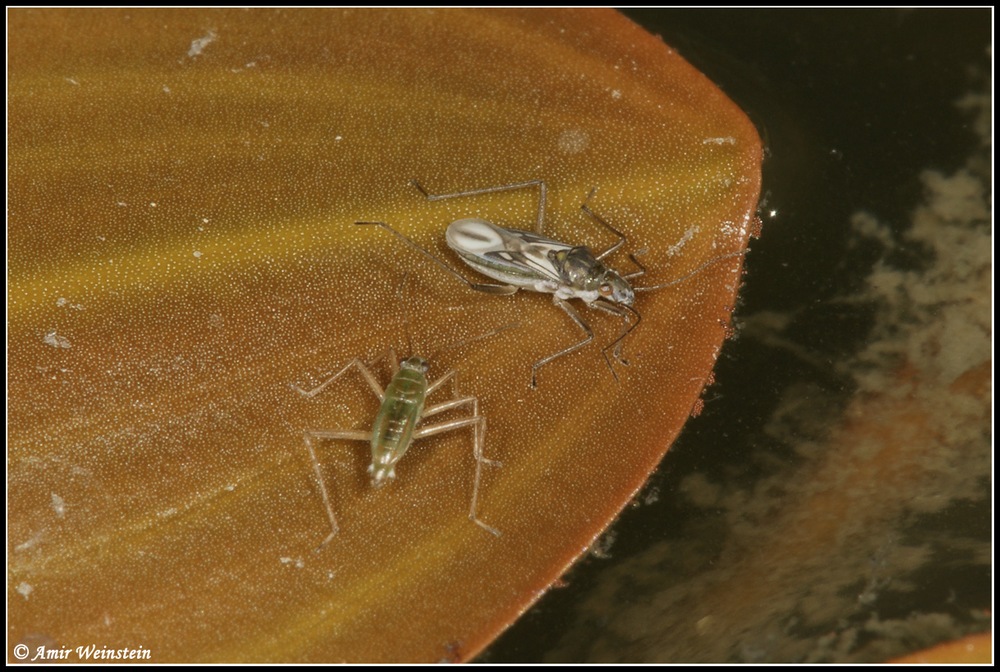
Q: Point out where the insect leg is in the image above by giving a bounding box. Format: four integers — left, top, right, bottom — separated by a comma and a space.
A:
425, 366, 458, 396
291, 358, 386, 401
295, 358, 390, 548
421, 368, 500, 532
367, 347, 400, 377
412, 179, 547, 234
303, 428, 372, 550
356, 221, 518, 296
422, 396, 500, 467
621, 252, 647, 281
413, 412, 500, 537
531, 297, 597, 388
467, 410, 499, 537
591, 301, 641, 367
425, 368, 500, 469
580, 188, 630, 261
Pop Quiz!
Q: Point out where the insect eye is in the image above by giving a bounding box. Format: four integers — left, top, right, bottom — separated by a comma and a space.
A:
599, 283, 613, 297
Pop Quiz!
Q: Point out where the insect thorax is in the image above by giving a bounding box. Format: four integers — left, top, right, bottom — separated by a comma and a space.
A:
549, 247, 634, 305
400, 356, 430, 374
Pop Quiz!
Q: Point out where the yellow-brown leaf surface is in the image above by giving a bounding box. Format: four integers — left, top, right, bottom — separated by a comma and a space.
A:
8, 9, 761, 662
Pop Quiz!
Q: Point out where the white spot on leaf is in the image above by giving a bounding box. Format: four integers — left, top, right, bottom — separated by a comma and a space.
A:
51, 493, 66, 518
187, 30, 217, 58
43, 331, 71, 349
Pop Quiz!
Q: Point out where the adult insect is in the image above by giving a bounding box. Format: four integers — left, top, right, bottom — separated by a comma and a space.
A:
358, 179, 746, 387
292, 287, 514, 550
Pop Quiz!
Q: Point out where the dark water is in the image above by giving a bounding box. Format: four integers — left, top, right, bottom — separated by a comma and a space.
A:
480, 9, 991, 663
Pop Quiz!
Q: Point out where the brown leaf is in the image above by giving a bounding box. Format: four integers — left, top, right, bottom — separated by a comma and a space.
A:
8, 8, 761, 662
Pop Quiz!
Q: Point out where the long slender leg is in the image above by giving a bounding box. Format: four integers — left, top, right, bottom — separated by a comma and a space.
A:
426, 368, 495, 464
368, 347, 399, 377
466, 412, 497, 536
580, 191, 665, 280
291, 358, 385, 401
296, 357, 389, 549
412, 179, 547, 234
356, 221, 518, 296
424, 371, 502, 527
303, 428, 372, 550
531, 297, 596, 388
580, 210, 647, 280
422, 395, 482, 419
580, 188, 630, 260
413, 413, 500, 537
422, 396, 501, 467
425, 366, 458, 396
621, 252, 647, 281
590, 301, 640, 368
584, 191, 747, 290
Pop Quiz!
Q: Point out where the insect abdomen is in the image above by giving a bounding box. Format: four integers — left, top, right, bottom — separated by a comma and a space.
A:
371, 368, 428, 463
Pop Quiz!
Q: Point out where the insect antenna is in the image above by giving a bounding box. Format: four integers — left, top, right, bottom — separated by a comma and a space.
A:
634, 249, 748, 292
397, 272, 418, 356
428, 322, 520, 362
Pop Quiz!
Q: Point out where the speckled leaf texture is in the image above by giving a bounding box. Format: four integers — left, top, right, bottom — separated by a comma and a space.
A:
8, 9, 761, 663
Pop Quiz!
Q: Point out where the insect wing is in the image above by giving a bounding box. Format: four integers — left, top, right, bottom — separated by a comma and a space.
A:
446, 218, 570, 288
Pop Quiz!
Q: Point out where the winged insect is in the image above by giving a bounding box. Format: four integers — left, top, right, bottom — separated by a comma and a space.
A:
359, 180, 745, 387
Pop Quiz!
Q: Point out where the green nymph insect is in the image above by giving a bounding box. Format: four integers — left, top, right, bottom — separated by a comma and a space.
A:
293, 281, 515, 549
